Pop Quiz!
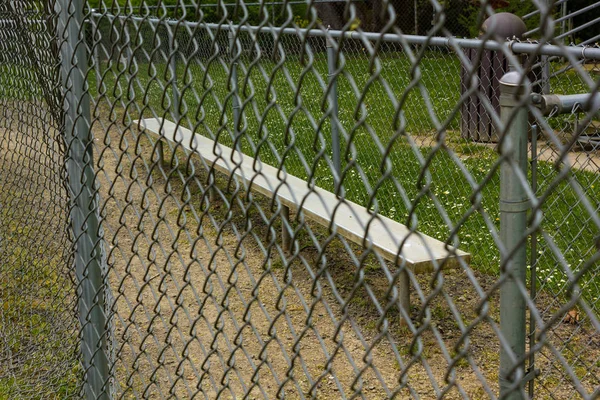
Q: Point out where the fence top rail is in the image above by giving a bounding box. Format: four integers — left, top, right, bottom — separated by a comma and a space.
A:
91, 11, 600, 60
0, 19, 46, 24
132, 0, 365, 8
521, 0, 568, 20
524, 1, 600, 37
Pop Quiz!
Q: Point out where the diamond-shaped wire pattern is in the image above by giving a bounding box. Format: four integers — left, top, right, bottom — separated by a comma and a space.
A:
1, 0, 599, 399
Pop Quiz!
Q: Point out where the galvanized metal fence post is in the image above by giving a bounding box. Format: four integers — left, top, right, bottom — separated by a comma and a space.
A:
57, 0, 110, 398
169, 24, 179, 120
560, 0, 568, 41
498, 71, 530, 400
528, 124, 539, 398
220, 27, 242, 203
120, 18, 133, 69
156, 21, 180, 166
228, 29, 240, 137
326, 33, 341, 191
89, 12, 102, 89
541, 0, 552, 94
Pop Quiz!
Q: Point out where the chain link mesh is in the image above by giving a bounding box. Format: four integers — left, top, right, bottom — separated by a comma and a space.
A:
1, 0, 599, 398
0, 2, 79, 398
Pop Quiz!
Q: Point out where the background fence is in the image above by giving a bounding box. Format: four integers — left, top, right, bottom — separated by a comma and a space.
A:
1, 0, 600, 399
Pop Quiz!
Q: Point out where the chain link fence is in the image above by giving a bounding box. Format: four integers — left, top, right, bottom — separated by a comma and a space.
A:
2, 0, 600, 399
0, 3, 80, 398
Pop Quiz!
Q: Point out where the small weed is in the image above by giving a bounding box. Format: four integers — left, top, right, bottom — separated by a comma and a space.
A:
432, 304, 449, 320
270, 255, 286, 271
450, 350, 470, 369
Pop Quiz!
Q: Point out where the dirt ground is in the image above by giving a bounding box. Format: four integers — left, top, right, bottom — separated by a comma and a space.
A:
85, 102, 599, 399
1, 100, 599, 399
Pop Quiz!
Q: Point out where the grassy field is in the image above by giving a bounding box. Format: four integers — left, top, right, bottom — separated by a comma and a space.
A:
1, 56, 80, 400
1, 47, 598, 298
87, 48, 600, 304
0, 212, 80, 399
0, 122, 80, 398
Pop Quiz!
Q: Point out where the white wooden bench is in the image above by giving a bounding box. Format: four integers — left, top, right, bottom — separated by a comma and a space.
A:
135, 118, 470, 320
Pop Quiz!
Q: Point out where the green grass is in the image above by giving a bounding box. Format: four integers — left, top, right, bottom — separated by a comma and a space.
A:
0, 207, 80, 399
3, 48, 598, 304
86, 50, 600, 306
0, 64, 44, 100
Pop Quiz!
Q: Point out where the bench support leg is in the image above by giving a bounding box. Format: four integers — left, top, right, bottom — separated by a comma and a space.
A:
281, 205, 292, 254
398, 268, 411, 323
208, 171, 217, 204
157, 140, 165, 165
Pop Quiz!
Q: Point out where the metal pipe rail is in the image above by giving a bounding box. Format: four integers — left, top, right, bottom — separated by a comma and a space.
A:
0, 19, 46, 25
556, 15, 600, 41
524, 2, 600, 37
522, 0, 568, 20
532, 92, 600, 116
90, 11, 600, 60
134, 0, 365, 8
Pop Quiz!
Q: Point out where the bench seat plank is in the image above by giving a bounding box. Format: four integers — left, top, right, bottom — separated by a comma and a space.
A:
135, 118, 470, 273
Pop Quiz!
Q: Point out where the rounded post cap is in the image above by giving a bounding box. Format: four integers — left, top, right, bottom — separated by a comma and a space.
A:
481, 13, 527, 41
499, 71, 525, 87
